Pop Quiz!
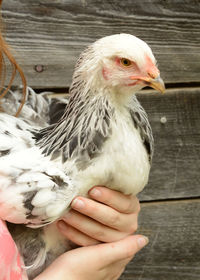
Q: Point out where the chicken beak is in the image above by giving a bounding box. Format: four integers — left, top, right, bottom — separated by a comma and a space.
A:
130, 75, 165, 93
146, 76, 165, 93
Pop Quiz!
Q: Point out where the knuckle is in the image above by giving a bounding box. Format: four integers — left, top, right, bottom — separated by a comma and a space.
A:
128, 221, 138, 233
130, 196, 140, 213
123, 199, 133, 213
93, 229, 106, 240
110, 212, 121, 227
135, 199, 141, 213
127, 198, 141, 214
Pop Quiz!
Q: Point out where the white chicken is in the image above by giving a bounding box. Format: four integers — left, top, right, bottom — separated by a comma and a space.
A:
0, 33, 165, 278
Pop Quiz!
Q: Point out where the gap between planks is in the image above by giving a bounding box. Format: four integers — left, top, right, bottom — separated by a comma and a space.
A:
33, 84, 200, 96
140, 196, 200, 206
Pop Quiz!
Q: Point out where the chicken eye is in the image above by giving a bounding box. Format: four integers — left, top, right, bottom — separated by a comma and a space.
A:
120, 58, 132, 67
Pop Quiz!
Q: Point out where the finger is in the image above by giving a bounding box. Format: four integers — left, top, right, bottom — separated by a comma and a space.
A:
62, 210, 128, 242
71, 196, 138, 233
55, 235, 148, 274
57, 221, 100, 246
89, 186, 140, 214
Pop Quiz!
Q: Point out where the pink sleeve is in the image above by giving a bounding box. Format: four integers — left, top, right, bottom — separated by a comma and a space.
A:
0, 219, 27, 280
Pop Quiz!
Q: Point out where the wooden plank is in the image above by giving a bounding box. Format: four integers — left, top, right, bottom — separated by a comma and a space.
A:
2, 0, 200, 87
120, 199, 200, 280
138, 87, 200, 201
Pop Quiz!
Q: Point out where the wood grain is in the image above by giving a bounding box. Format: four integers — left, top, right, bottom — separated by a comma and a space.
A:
2, 0, 200, 87
138, 87, 200, 201
120, 199, 200, 280
1, 2, 199, 279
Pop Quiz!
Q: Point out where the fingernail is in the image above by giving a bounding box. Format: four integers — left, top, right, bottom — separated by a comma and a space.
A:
89, 188, 101, 198
71, 198, 85, 209
137, 236, 149, 249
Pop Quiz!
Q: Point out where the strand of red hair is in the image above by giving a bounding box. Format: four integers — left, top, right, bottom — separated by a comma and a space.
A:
0, 0, 27, 116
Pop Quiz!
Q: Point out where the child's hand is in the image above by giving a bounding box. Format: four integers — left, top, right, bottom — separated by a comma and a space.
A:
34, 234, 148, 280
57, 186, 140, 246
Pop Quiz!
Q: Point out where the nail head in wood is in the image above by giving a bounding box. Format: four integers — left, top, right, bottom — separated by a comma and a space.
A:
160, 116, 167, 124
34, 65, 44, 73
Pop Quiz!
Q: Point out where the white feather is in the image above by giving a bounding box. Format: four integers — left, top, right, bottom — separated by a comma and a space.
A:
32, 189, 56, 207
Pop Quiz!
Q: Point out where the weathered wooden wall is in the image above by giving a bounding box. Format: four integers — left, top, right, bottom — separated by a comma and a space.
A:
2, 0, 200, 87
2, 1, 200, 279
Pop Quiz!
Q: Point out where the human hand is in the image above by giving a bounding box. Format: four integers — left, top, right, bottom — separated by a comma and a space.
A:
34, 234, 148, 280
57, 186, 140, 246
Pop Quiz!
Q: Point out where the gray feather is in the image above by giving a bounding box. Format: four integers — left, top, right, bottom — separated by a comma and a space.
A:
128, 95, 154, 162
37, 90, 114, 167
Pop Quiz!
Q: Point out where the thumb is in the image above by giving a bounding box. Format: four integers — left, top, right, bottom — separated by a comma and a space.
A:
94, 235, 149, 267
68, 234, 149, 269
